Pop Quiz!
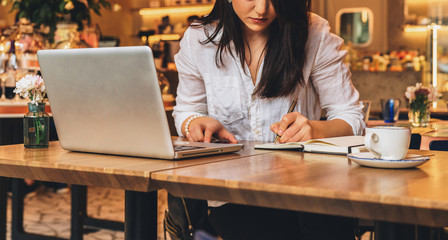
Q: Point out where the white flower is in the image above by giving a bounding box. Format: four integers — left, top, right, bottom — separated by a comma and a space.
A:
14, 74, 46, 105
405, 86, 416, 101
415, 83, 422, 89
405, 82, 441, 103
427, 85, 442, 102
14, 75, 34, 96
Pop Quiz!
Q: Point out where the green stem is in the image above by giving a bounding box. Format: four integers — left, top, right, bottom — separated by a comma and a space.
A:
34, 118, 40, 145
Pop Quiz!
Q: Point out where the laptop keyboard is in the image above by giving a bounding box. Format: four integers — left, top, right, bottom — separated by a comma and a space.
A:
174, 145, 205, 152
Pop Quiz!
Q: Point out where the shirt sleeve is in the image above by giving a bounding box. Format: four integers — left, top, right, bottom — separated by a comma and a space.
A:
173, 27, 209, 136
309, 19, 366, 135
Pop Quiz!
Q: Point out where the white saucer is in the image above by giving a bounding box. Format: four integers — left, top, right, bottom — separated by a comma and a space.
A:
347, 152, 430, 169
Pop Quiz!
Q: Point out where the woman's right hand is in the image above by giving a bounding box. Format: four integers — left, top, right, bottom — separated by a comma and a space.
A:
184, 116, 238, 143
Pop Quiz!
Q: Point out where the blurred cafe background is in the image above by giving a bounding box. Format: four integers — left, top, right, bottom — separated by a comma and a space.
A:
0, 0, 447, 239
0, 0, 448, 119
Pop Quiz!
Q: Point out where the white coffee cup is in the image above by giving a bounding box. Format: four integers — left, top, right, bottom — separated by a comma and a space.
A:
364, 126, 411, 160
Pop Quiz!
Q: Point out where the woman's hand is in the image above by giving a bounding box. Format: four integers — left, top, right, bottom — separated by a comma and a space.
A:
270, 112, 313, 143
271, 113, 355, 143
183, 116, 238, 143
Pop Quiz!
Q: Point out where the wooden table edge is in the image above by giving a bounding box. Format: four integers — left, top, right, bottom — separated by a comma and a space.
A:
153, 180, 448, 227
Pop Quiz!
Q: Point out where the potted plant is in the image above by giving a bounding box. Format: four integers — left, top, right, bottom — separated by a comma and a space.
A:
405, 83, 441, 127
2, 0, 111, 42
14, 74, 49, 148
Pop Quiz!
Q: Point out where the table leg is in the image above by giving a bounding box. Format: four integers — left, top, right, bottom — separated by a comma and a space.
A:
71, 184, 125, 239
124, 190, 157, 240
71, 185, 87, 240
0, 177, 8, 240
11, 178, 64, 240
11, 178, 25, 236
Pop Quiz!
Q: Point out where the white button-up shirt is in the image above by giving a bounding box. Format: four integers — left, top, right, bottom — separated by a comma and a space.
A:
173, 13, 365, 142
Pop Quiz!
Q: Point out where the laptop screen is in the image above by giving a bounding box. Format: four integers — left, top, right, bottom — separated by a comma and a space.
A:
38, 46, 177, 158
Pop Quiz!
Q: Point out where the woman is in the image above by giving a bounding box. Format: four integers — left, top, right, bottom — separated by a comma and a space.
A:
170, 0, 365, 239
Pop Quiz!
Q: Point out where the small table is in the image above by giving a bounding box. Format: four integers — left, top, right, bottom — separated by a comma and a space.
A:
420, 131, 448, 150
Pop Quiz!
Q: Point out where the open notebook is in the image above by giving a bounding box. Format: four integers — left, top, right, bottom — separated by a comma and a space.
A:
255, 136, 366, 155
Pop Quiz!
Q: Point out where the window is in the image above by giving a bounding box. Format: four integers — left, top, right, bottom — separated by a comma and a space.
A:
336, 8, 374, 47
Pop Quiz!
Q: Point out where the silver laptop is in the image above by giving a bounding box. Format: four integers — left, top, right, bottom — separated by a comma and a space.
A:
37, 46, 243, 159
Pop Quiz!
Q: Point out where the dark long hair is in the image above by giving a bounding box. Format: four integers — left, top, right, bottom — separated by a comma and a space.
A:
193, 0, 311, 98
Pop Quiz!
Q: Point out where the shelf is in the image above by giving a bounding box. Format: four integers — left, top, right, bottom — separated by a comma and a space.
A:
404, 24, 448, 33
147, 34, 181, 42
139, 4, 213, 15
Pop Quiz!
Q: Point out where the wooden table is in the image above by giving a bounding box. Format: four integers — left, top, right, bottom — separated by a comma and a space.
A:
420, 131, 448, 150
0, 140, 265, 240
152, 149, 448, 228
418, 122, 448, 150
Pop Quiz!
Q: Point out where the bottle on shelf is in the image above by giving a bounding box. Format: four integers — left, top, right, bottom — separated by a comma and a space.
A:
16, 18, 43, 72
4, 40, 18, 99
0, 37, 7, 99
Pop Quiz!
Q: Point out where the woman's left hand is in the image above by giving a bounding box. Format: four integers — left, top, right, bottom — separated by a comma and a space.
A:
270, 112, 314, 143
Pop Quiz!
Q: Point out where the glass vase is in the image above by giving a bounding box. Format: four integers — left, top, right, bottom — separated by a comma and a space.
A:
24, 102, 49, 148
408, 104, 431, 127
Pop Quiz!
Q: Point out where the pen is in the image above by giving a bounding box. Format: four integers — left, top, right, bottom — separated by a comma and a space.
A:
274, 96, 298, 144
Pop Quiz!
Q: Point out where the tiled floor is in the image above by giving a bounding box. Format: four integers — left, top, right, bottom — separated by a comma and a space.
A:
5, 185, 169, 240
5, 184, 373, 240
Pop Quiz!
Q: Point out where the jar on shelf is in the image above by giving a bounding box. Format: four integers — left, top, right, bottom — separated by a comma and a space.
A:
54, 22, 88, 49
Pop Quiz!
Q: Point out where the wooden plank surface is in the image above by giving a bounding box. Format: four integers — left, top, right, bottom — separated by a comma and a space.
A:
152, 149, 448, 227
0, 140, 266, 192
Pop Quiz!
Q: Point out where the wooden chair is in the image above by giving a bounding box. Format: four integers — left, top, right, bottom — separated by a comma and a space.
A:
409, 133, 422, 150
429, 140, 448, 151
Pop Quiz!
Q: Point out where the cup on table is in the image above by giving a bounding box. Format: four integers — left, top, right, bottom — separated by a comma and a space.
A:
381, 98, 401, 123
359, 100, 372, 123
364, 126, 411, 160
